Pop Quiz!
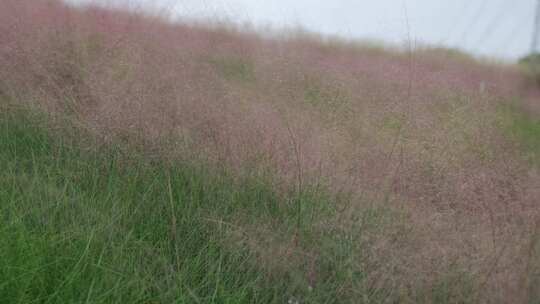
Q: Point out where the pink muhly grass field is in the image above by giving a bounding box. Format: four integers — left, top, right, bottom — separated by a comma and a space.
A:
1, 0, 539, 302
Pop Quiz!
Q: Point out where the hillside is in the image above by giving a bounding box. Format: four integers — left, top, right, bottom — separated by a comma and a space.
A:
1, 1, 539, 303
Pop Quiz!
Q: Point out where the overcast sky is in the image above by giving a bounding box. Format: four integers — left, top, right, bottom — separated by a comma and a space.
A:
68, 0, 537, 61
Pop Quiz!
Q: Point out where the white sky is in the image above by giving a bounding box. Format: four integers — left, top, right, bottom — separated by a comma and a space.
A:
67, 0, 537, 61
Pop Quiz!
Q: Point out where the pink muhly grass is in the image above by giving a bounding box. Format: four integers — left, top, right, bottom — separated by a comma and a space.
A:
1, 0, 540, 301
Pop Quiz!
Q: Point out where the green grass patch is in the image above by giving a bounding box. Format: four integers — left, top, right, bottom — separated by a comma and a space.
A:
0, 103, 300, 303
209, 56, 256, 83
303, 79, 348, 109
0, 102, 346, 303
497, 103, 540, 165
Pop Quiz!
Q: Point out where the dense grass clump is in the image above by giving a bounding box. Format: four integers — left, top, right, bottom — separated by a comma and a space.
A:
0, 103, 403, 303
0, 104, 306, 303
498, 103, 540, 164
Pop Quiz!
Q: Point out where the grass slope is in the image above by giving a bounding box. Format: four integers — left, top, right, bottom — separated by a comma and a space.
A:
0, 102, 481, 303
1, 1, 539, 302
0, 104, 291, 303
